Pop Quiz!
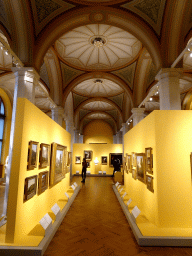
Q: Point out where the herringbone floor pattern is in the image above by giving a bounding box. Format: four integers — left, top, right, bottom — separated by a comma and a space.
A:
44, 177, 192, 256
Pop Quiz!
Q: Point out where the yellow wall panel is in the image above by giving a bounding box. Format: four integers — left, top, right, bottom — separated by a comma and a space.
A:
6, 98, 71, 243
124, 110, 192, 229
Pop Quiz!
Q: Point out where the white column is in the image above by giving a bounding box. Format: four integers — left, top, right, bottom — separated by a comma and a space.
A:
113, 135, 117, 144
12, 67, 39, 104
131, 108, 145, 127
79, 135, 84, 144
3, 67, 39, 217
51, 106, 64, 126
156, 68, 181, 110
121, 123, 128, 146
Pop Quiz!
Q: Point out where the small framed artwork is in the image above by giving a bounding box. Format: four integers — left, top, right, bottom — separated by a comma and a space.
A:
24, 175, 37, 202
101, 156, 107, 165
50, 143, 67, 185
132, 152, 136, 168
132, 168, 137, 180
75, 156, 81, 164
84, 150, 92, 161
67, 152, 72, 166
109, 153, 123, 167
127, 154, 132, 173
28, 141, 39, 170
136, 153, 146, 183
38, 171, 49, 194
190, 153, 192, 181
145, 147, 153, 174
39, 143, 50, 168
87, 161, 90, 168
123, 156, 127, 173
146, 174, 154, 192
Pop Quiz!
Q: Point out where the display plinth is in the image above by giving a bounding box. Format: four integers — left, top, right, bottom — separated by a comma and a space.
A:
0, 185, 80, 255
113, 184, 192, 246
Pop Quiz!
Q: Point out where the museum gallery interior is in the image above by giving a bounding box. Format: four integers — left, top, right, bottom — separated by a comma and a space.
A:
0, 0, 192, 254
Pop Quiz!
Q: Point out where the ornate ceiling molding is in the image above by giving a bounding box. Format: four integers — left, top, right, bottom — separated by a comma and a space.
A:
34, 7, 161, 72
31, 0, 75, 36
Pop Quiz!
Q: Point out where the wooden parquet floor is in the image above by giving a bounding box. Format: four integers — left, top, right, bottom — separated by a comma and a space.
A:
44, 177, 192, 256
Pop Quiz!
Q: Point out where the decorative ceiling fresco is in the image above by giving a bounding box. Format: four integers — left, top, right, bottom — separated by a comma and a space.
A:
0, 0, 192, 134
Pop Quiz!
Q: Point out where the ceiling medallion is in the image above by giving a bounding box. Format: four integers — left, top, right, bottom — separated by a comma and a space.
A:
94, 79, 103, 85
91, 37, 106, 48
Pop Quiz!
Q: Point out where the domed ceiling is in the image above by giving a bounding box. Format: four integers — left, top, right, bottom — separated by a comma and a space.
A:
55, 24, 142, 71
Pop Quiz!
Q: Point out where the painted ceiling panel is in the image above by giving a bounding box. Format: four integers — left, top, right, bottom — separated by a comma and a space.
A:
40, 62, 50, 89
121, 0, 166, 35
112, 61, 136, 90
73, 93, 88, 109
109, 93, 124, 110
79, 109, 91, 120
60, 62, 84, 89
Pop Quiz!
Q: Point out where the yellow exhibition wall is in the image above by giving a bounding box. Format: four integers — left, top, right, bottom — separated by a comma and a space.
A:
124, 110, 192, 228
73, 143, 123, 175
83, 120, 113, 144
6, 98, 71, 243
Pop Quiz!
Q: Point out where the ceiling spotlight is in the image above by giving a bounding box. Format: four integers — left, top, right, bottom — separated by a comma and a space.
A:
190, 52, 192, 58
130, 119, 132, 123
5, 50, 8, 55
150, 97, 153, 101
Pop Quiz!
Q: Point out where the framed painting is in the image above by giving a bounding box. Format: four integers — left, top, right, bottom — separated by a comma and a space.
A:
24, 175, 37, 202
131, 152, 136, 168
67, 152, 72, 166
39, 143, 50, 168
132, 168, 137, 180
123, 156, 127, 173
28, 141, 39, 170
146, 175, 154, 192
136, 153, 146, 183
127, 154, 132, 173
101, 156, 107, 165
109, 153, 123, 167
50, 143, 67, 185
145, 147, 153, 174
38, 171, 49, 194
75, 156, 81, 164
84, 150, 92, 161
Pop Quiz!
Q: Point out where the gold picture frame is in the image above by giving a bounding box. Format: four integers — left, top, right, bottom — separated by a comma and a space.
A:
28, 141, 39, 170
24, 175, 37, 202
146, 174, 154, 192
50, 143, 67, 185
67, 152, 72, 166
75, 156, 81, 164
109, 153, 123, 167
132, 168, 137, 180
131, 152, 136, 168
38, 171, 49, 195
136, 153, 146, 183
101, 156, 107, 165
145, 147, 153, 174
39, 143, 50, 168
84, 150, 92, 161
127, 154, 131, 173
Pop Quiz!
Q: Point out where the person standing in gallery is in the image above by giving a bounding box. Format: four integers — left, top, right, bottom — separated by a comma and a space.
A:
81, 158, 87, 183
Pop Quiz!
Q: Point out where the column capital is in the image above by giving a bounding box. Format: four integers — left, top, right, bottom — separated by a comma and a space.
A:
51, 106, 64, 115
12, 67, 40, 81
131, 108, 145, 115
155, 68, 182, 81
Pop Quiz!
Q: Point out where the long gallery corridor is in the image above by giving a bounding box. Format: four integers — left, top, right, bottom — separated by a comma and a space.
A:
44, 177, 192, 256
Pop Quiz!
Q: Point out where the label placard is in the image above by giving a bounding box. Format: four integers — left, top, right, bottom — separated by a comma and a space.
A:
115, 182, 119, 187
122, 192, 127, 198
51, 203, 60, 215
65, 192, 70, 199
71, 185, 76, 190
127, 198, 132, 206
132, 206, 141, 219
119, 188, 123, 193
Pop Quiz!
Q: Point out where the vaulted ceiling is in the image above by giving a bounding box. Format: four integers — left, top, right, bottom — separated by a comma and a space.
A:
0, 0, 192, 134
